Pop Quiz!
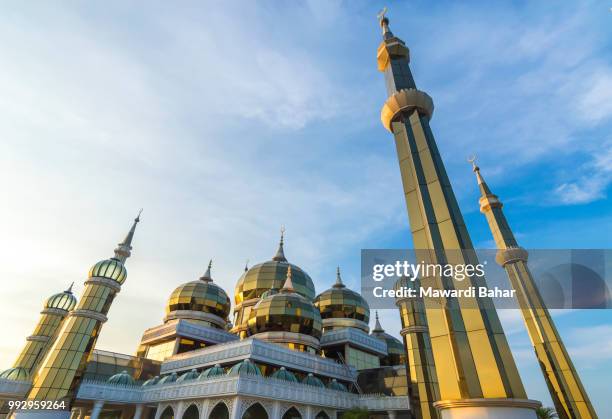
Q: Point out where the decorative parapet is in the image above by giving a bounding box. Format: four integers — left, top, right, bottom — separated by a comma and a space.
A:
76, 375, 410, 411
140, 320, 238, 345
161, 338, 356, 381
0, 378, 31, 398
321, 328, 387, 356
381, 88, 434, 131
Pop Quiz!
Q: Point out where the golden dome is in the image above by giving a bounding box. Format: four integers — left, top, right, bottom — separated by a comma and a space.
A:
89, 258, 127, 284
166, 261, 231, 322
314, 267, 370, 323
45, 284, 77, 311
234, 233, 315, 304
247, 267, 322, 339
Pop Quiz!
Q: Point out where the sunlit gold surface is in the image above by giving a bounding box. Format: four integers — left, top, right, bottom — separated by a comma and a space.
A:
314, 288, 370, 323
381, 88, 434, 132
475, 165, 598, 419
166, 280, 231, 321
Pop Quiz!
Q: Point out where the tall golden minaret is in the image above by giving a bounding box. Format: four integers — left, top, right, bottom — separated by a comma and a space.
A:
10, 285, 77, 376
376, 10, 539, 418
471, 160, 597, 419
24, 212, 141, 403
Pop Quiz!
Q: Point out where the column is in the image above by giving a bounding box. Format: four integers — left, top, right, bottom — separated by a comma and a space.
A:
90, 401, 104, 419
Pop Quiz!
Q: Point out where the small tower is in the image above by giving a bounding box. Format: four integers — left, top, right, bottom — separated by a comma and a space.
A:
24, 213, 141, 404
471, 159, 597, 419
4, 284, 77, 378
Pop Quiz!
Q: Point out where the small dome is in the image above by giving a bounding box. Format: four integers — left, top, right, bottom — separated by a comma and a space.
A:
199, 364, 225, 379
0, 367, 29, 381
89, 258, 127, 284
142, 376, 159, 386
247, 268, 322, 339
107, 370, 135, 386
314, 268, 369, 323
45, 285, 77, 311
158, 372, 178, 385
176, 369, 199, 383
271, 367, 297, 383
227, 359, 261, 376
328, 378, 348, 392
166, 261, 231, 322
302, 373, 325, 388
371, 311, 405, 365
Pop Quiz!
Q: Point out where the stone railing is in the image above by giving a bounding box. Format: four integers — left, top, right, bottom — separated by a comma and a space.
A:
161, 338, 356, 381
77, 374, 410, 411
140, 320, 238, 345
320, 328, 387, 356
0, 378, 31, 398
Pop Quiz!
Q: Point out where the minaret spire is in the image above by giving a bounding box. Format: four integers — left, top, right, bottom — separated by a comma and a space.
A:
281, 265, 295, 292
377, 7, 393, 39
272, 226, 287, 262
114, 209, 142, 263
372, 310, 384, 333
333, 266, 346, 288
469, 156, 493, 196
200, 260, 213, 282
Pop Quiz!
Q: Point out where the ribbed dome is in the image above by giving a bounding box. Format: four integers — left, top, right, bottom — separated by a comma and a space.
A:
314, 268, 369, 323
302, 373, 325, 387
176, 369, 199, 383
166, 261, 231, 322
89, 258, 127, 284
0, 367, 29, 381
45, 284, 77, 311
107, 370, 135, 386
235, 233, 315, 304
158, 372, 178, 385
199, 364, 225, 379
247, 268, 322, 339
142, 376, 159, 386
227, 359, 261, 376
271, 367, 297, 382
328, 378, 348, 392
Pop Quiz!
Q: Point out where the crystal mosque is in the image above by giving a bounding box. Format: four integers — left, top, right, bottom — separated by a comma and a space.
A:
0, 9, 597, 419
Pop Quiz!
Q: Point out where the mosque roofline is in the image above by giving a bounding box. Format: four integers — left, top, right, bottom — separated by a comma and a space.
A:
320, 327, 388, 356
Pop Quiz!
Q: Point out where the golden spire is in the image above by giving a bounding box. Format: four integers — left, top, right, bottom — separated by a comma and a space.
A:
114, 209, 142, 263
468, 155, 493, 196
377, 6, 392, 38
281, 265, 295, 292
272, 226, 287, 262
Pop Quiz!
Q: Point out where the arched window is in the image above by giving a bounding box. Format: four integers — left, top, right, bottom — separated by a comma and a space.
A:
161, 406, 175, 419
209, 403, 230, 419
282, 407, 302, 419
183, 405, 199, 419
242, 403, 268, 419
315, 412, 330, 419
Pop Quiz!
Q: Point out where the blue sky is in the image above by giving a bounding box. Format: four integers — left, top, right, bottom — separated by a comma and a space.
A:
0, 0, 610, 416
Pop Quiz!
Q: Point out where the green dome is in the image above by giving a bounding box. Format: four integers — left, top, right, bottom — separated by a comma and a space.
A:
328, 378, 348, 392
107, 370, 135, 386
45, 287, 77, 311
167, 280, 231, 320
89, 258, 127, 284
0, 367, 29, 381
314, 269, 369, 323
302, 373, 325, 387
271, 367, 297, 382
247, 291, 322, 339
158, 372, 178, 385
199, 364, 225, 379
176, 369, 199, 383
227, 359, 261, 376
235, 261, 315, 304
142, 376, 159, 386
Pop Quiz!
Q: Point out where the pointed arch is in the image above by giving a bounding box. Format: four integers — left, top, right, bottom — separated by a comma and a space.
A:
282, 407, 302, 419
209, 402, 230, 419
315, 412, 330, 419
242, 402, 268, 419
161, 406, 175, 419
182, 404, 199, 419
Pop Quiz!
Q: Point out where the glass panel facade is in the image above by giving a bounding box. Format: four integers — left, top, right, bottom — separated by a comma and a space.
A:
145, 340, 176, 362
346, 347, 380, 370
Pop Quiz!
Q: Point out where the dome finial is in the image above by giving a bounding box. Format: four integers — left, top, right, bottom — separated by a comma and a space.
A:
66, 282, 74, 294
200, 259, 213, 282
377, 6, 393, 38
373, 310, 385, 333
333, 266, 346, 289
114, 209, 142, 263
244, 259, 249, 272
281, 265, 295, 292
272, 226, 287, 262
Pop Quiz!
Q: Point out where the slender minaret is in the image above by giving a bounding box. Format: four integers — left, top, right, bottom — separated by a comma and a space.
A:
376, 10, 539, 418
9, 284, 77, 376
394, 277, 439, 419
24, 212, 141, 404
471, 159, 597, 419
